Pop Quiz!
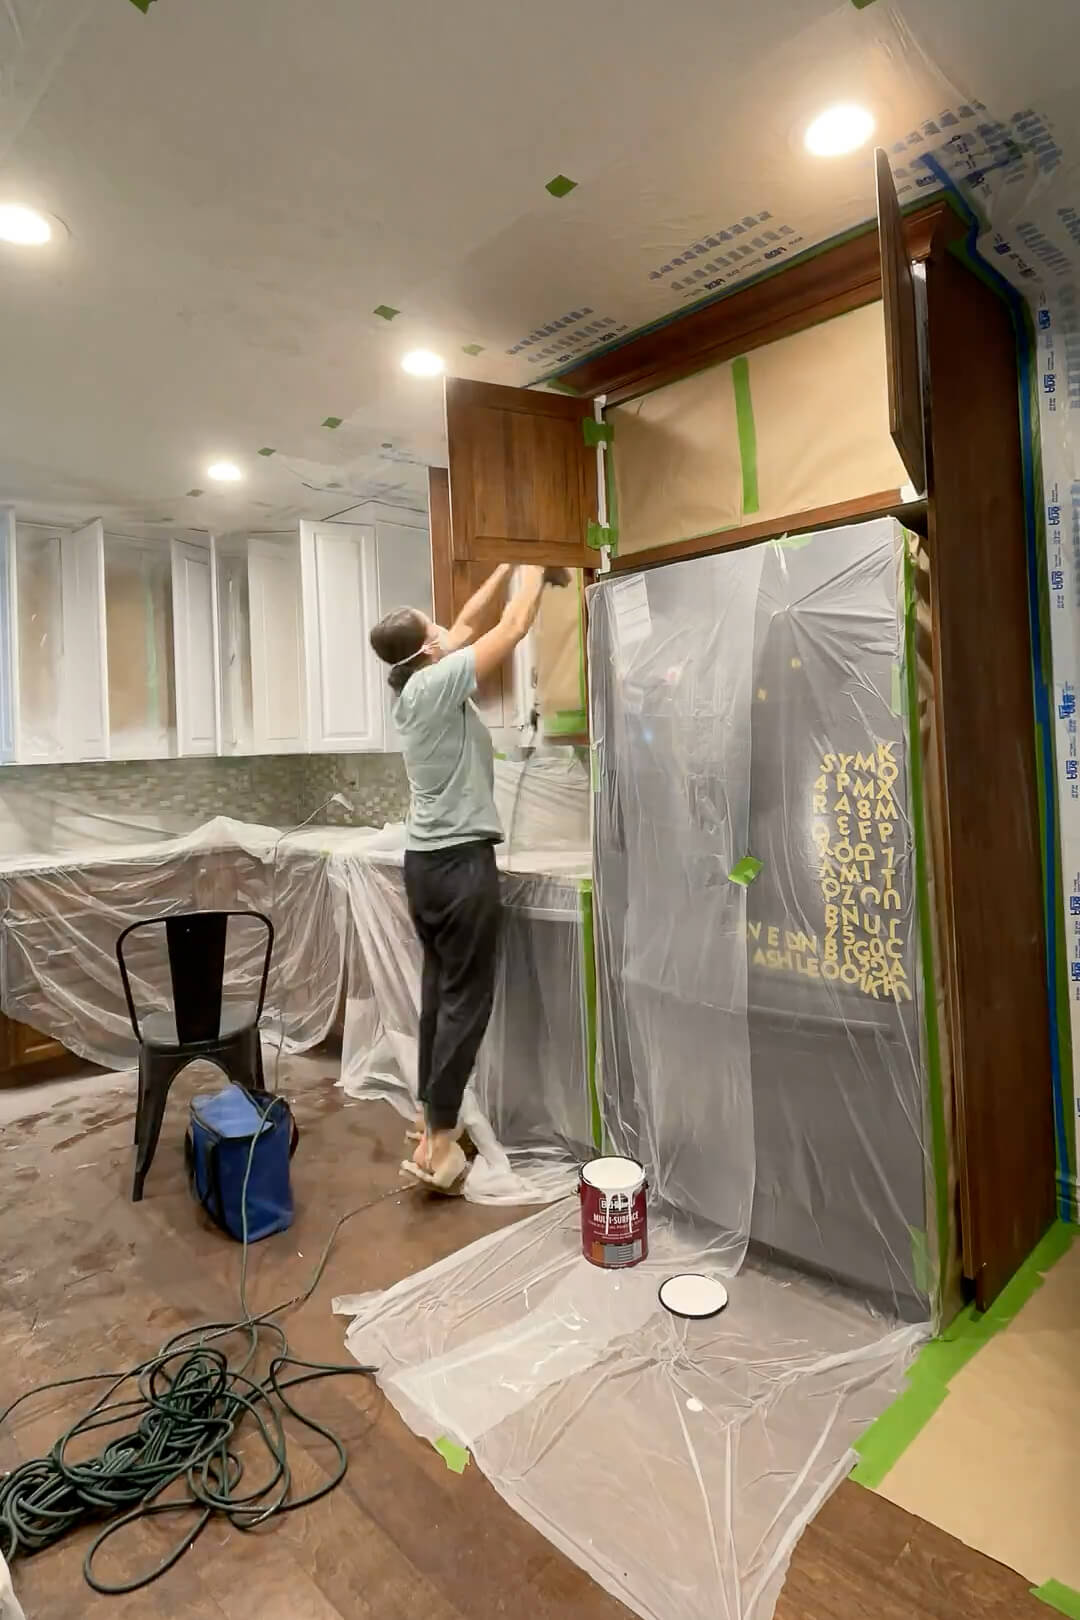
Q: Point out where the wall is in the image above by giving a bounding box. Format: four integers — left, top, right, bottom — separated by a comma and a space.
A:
0, 752, 410, 856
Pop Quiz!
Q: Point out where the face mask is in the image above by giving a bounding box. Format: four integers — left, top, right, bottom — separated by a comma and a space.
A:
425, 624, 450, 655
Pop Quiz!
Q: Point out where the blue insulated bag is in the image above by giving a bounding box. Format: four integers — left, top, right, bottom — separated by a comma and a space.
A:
185, 1085, 298, 1242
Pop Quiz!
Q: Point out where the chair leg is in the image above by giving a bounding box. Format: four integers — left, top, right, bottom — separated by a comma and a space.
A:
252, 1028, 267, 1094
133, 1053, 183, 1201
218, 1027, 265, 1096
134, 1059, 144, 1144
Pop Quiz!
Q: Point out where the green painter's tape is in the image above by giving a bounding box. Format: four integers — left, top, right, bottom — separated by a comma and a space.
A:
773, 531, 813, 551
129, 0, 156, 11
373, 305, 399, 321
257, 447, 276, 457
850, 0, 879, 8
731, 355, 759, 516
908, 1227, 931, 1296
729, 856, 763, 887
433, 1437, 469, 1474
579, 880, 603, 1152
1034, 1581, 1080, 1619
853, 1221, 1078, 1488
587, 520, 617, 552
322, 416, 343, 430
850, 1378, 947, 1489
889, 661, 903, 717
582, 418, 614, 448
545, 709, 587, 737
545, 175, 577, 199
462, 343, 484, 356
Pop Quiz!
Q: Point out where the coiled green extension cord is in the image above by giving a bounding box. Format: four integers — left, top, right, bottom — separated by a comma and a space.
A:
0, 1103, 410, 1597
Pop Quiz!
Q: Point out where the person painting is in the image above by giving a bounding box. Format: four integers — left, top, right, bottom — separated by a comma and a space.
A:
369, 562, 569, 1192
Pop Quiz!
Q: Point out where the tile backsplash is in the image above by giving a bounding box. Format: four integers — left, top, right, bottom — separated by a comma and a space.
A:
0, 753, 410, 856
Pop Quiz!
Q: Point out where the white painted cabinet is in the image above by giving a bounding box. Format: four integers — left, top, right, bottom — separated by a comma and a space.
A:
248, 537, 306, 753
14, 518, 109, 764
299, 521, 383, 752
59, 520, 110, 760
171, 538, 220, 756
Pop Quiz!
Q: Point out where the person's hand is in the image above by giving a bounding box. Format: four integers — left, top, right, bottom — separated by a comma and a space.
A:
543, 566, 571, 588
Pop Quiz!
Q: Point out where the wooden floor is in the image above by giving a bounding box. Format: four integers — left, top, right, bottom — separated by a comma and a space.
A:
0, 1060, 1044, 1620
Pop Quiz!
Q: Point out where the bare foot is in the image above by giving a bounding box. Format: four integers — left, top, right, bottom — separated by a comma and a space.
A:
425, 1129, 460, 1180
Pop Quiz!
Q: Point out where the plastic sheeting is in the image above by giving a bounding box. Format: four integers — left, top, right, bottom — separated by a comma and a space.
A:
336, 519, 935, 1620
338, 1202, 924, 1620
334, 757, 594, 1204
591, 548, 763, 1274
592, 520, 935, 1319
0, 818, 348, 1071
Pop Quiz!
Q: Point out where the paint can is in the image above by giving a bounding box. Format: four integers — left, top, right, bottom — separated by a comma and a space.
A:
579, 1156, 648, 1269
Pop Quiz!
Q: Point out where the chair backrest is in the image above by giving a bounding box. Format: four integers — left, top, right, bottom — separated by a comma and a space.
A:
116, 909, 275, 1044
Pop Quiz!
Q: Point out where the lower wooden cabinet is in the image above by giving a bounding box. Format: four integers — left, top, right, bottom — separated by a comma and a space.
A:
0, 1012, 68, 1076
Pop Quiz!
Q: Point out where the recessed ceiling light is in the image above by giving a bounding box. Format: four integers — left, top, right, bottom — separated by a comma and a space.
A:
401, 349, 445, 378
0, 204, 52, 246
804, 104, 875, 158
207, 460, 243, 482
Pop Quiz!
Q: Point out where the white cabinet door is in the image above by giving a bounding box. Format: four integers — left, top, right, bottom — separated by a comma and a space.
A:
0, 508, 16, 765
60, 519, 109, 760
248, 537, 306, 753
171, 539, 220, 756
374, 519, 431, 751
300, 521, 383, 751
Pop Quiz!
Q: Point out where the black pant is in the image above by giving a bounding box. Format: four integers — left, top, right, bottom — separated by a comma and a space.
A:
404, 841, 501, 1132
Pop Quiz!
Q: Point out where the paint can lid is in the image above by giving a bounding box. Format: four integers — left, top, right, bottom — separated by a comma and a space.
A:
658, 1273, 729, 1320
581, 1156, 644, 1193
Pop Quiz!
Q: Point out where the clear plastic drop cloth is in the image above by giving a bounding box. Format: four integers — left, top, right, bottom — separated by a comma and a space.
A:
591, 521, 937, 1320
0, 818, 350, 1070
332, 837, 592, 1204
590, 547, 764, 1273
337, 519, 937, 1620
338, 1201, 924, 1620
333, 756, 593, 1204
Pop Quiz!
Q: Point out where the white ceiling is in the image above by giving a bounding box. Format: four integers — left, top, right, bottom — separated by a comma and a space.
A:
0, 0, 1077, 536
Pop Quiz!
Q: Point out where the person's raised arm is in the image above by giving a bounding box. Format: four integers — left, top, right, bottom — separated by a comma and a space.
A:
472, 566, 549, 683
444, 563, 512, 651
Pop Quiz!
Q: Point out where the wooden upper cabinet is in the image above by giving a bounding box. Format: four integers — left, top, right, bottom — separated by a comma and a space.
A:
444, 379, 598, 569
875, 148, 926, 495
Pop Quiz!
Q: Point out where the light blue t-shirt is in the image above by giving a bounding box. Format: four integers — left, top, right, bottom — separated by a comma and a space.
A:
393, 647, 503, 852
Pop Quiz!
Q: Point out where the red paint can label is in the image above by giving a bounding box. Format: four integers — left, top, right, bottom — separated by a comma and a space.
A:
579, 1157, 648, 1269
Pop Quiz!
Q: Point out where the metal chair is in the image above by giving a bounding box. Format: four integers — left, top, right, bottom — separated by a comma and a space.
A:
116, 909, 274, 1201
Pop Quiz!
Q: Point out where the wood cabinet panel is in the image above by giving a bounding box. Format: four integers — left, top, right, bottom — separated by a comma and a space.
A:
445, 379, 597, 569
0, 1012, 67, 1074
924, 244, 1055, 1306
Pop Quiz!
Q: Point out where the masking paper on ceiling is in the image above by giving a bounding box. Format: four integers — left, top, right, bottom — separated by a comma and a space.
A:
609, 305, 909, 555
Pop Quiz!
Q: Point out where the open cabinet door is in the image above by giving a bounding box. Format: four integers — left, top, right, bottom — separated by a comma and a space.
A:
445, 379, 599, 568
875, 148, 926, 494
